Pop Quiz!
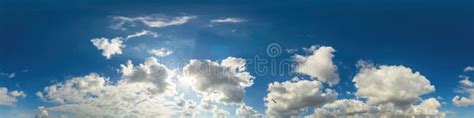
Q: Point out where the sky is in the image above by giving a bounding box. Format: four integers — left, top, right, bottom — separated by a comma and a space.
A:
0, 0, 474, 117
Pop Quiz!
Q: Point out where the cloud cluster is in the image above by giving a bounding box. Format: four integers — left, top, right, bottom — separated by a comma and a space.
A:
264, 80, 337, 117
37, 58, 181, 117
36, 73, 109, 104
36, 56, 257, 117
263, 53, 442, 117
452, 78, 474, 106
183, 57, 254, 104
294, 46, 339, 86
91, 15, 192, 59
309, 98, 444, 117
91, 37, 125, 59
38, 32, 454, 118
113, 16, 196, 29
305, 61, 444, 117
236, 104, 262, 118
353, 62, 435, 108
0, 87, 26, 106
211, 18, 245, 23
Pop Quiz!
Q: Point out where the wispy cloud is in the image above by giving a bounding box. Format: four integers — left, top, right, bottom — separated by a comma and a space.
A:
112, 15, 196, 29
0, 72, 16, 79
126, 30, 158, 39
148, 48, 173, 57
211, 17, 245, 23
464, 66, 474, 72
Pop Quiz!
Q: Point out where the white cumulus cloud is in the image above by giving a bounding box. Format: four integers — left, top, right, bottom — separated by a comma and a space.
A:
264, 79, 337, 117
37, 58, 182, 117
353, 61, 435, 108
120, 57, 176, 94
91, 37, 125, 59
407, 98, 443, 116
0, 87, 26, 106
183, 57, 254, 104
294, 46, 339, 86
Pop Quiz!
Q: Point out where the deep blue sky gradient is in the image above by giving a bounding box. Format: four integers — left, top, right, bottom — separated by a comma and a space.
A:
1, 0, 473, 117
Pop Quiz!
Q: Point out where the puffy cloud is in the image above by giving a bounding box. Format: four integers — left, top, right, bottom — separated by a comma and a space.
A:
406, 98, 442, 116
120, 57, 176, 94
148, 48, 173, 57
264, 80, 337, 117
464, 66, 474, 72
35, 106, 49, 118
37, 73, 178, 117
37, 73, 108, 104
112, 16, 196, 29
91, 30, 159, 59
460, 78, 474, 87
294, 46, 339, 86
0, 87, 26, 106
91, 37, 125, 59
353, 62, 435, 108
183, 57, 254, 104
37, 58, 181, 117
306, 61, 443, 118
452, 78, 474, 106
236, 104, 262, 118
211, 18, 245, 23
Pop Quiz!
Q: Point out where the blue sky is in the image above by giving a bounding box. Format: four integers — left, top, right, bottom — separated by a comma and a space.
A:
1, 0, 474, 117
